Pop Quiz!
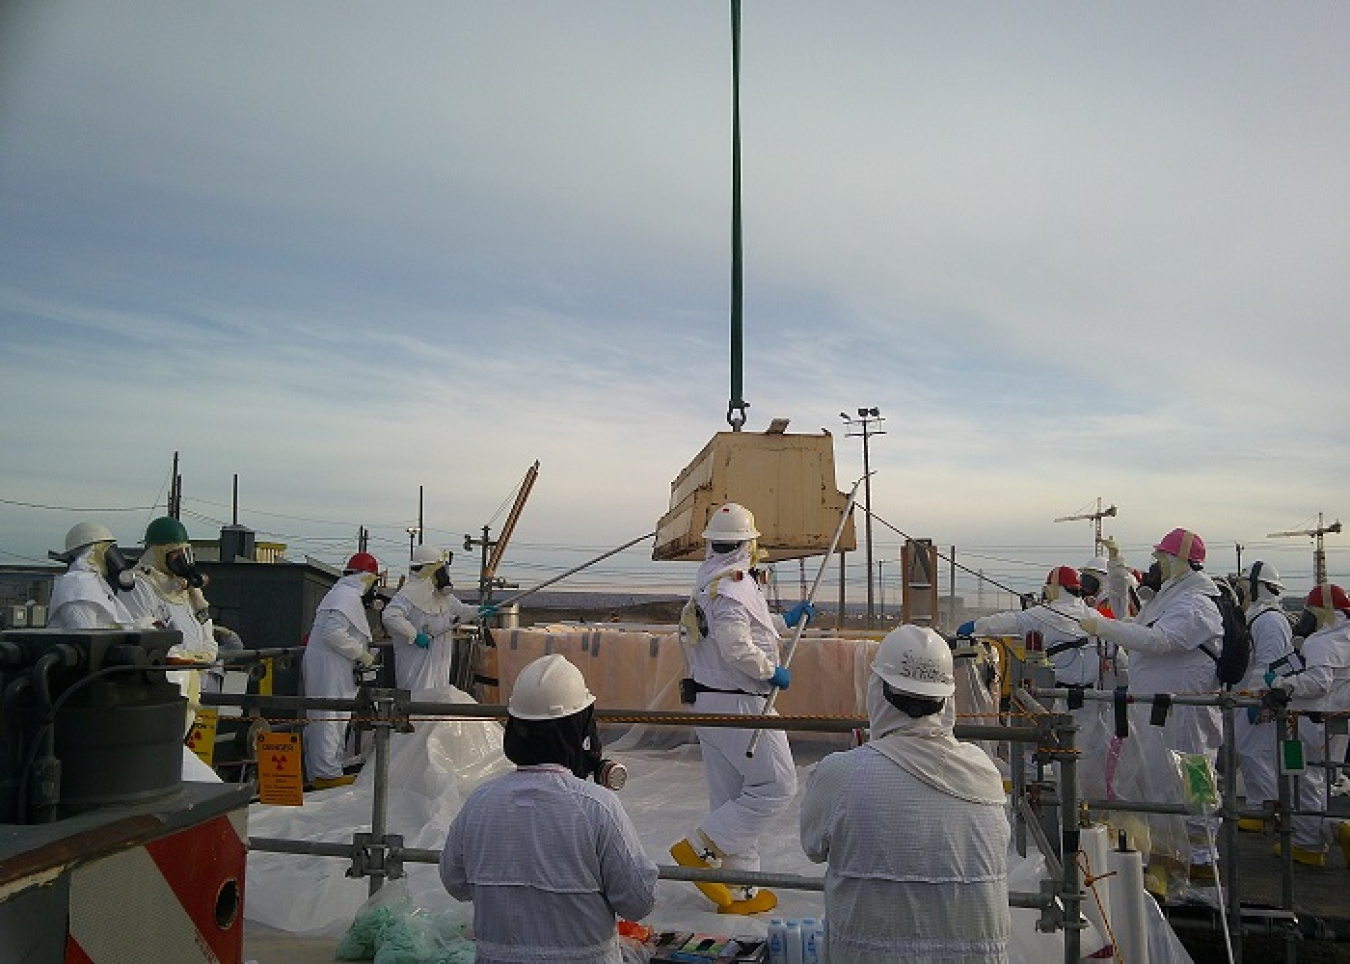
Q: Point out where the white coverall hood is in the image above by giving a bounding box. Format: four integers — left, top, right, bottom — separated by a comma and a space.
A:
694, 541, 777, 636
864, 673, 1004, 805
399, 566, 449, 615
316, 573, 375, 642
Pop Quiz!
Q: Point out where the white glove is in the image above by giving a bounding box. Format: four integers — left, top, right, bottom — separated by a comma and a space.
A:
356, 651, 376, 669
1080, 613, 1102, 636
1101, 536, 1120, 561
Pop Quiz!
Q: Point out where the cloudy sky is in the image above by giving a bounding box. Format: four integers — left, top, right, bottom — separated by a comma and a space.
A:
1, 2, 1345, 605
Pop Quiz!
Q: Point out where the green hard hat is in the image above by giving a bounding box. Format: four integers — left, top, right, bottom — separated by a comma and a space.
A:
144, 515, 189, 546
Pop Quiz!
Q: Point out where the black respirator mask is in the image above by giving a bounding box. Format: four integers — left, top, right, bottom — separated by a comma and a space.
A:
1140, 561, 1164, 593
1079, 573, 1102, 598
361, 583, 385, 611
434, 565, 453, 591
167, 547, 206, 588
1291, 609, 1317, 638
102, 544, 137, 592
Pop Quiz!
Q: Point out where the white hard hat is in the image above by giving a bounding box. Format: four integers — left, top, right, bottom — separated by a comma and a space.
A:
64, 522, 116, 555
702, 503, 760, 542
410, 544, 445, 568
1080, 557, 1109, 578
1242, 561, 1284, 593
508, 654, 596, 720
872, 624, 956, 698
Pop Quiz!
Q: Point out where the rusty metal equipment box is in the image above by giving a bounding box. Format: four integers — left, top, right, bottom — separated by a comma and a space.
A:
653, 429, 857, 563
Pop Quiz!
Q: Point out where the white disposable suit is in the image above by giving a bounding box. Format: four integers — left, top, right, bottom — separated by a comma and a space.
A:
48, 546, 134, 629
681, 543, 797, 877
1093, 565, 1224, 866
302, 574, 376, 782
1281, 613, 1350, 852
799, 673, 1010, 963
977, 596, 1096, 687
439, 764, 659, 963
121, 562, 220, 744
381, 577, 478, 691
1234, 598, 1294, 808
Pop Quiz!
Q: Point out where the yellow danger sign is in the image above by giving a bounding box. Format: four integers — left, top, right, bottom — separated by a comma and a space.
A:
256, 732, 305, 806
185, 708, 218, 766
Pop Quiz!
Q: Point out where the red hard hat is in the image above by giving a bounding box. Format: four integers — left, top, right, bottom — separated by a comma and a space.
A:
1046, 566, 1081, 591
1306, 584, 1350, 614
345, 552, 380, 575
1153, 528, 1205, 564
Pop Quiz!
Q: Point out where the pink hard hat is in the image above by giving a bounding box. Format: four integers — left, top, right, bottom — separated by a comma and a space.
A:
1153, 528, 1205, 564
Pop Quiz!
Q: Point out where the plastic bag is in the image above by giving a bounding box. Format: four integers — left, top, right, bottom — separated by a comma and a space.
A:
336, 878, 474, 963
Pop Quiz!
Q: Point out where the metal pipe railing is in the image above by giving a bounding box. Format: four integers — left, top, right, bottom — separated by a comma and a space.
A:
212, 648, 1349, 960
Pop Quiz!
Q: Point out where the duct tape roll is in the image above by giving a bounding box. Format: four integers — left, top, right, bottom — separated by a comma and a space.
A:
1106, 842, 1150, 964
1079, 824, 1114, 960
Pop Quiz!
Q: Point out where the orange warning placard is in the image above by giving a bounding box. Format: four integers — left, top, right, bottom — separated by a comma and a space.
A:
256, 732, 305, 806
185, 708, 218, 766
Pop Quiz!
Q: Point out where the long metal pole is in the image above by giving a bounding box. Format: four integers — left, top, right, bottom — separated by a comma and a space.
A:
863, 431, 874, 626
746, 474, 867, 757
492, 531, 656, 610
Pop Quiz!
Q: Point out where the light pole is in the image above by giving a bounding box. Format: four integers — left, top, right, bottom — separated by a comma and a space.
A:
406, 526, 421, 561
841, 408, 885, 627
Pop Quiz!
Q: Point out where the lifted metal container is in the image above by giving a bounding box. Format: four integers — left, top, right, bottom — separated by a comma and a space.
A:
653, 426, 857, 563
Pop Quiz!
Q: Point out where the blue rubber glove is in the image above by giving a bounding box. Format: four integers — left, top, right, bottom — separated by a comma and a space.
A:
478, 603, 497, 619
1246, 706, 1261, 725
1263, 669, 1277, 688
413, 632, 432, 649
783, 602, 817, 628
957, 620, 976, 638
769, 666, 791, 690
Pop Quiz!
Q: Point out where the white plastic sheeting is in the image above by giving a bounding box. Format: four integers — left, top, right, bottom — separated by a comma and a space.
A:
243, 684, 1193, 963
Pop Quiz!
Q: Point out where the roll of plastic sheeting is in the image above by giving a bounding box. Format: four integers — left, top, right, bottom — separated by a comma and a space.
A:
1080, 824, 1115, 959
1106, 843, 1150, 964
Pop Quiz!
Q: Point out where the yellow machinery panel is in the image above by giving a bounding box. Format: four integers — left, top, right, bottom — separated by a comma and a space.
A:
653, 428, 857, 562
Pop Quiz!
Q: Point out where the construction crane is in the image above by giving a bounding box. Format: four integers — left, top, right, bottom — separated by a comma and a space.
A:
1053, 498, 1118, 557
1267, 513, 1342, 584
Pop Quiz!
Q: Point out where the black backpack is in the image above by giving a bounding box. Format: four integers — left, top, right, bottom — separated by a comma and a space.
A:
1199, 580, 1252, 687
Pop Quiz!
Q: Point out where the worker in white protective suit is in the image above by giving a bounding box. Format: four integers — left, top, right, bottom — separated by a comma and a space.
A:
1080, 528, 1225, 885
964, 566, 1097, 689
121, 517, 220, 714
302, 552, 382, 789
799, 625, 1010, 963
118, 515, 224, 783
960, 566, 1101, 786
1264, 583, 1350, 867
47, 522, 137, 629
1080, 555, 1133, 688
670, 503, 814, 916
1233, 561, 1294, 830
440, 654, 658, 963
382, 545, 483, 692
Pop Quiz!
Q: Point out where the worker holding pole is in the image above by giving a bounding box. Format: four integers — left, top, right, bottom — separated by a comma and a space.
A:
668, 502, 816, 916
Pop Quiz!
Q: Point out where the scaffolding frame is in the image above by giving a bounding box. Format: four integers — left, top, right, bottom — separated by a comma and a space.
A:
203, 652, 1349, 964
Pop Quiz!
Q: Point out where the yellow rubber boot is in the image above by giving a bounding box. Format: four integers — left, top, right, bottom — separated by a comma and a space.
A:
718, 887, 777, 915
670, 838, 734, 909
1272, 842, 1327, 867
